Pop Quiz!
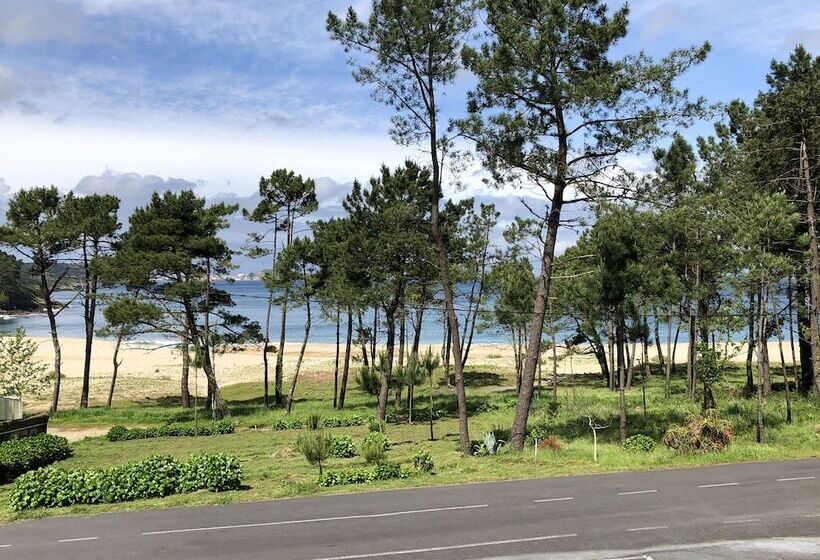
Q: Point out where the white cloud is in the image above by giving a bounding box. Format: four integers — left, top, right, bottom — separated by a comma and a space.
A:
0, 0, 88, 45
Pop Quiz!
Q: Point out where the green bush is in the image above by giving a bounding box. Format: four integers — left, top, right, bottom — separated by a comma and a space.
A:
362, 431, 390, 451
0, 434, 72, 482
10, 453, 242, 511
356, 365, 381, 395
272, 418, 304, 431
329, 435, 357, 458
411, 449, 434, 473
307, 414, 322, 430
321, 415, 364, 428
663, 411, 734, 454
295, 431, 333, 474
366, 416, 386, 433
178, 453, 243, 492
623, 434, 655, 453
317, 462, 404, 487
106, 421, 234, 442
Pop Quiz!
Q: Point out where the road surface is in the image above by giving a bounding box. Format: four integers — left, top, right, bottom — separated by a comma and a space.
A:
1, 458, 818, 559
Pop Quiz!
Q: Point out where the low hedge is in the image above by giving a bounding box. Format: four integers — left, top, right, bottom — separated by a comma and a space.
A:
271, 415, 365, 431
107, 420, 235, 441
318, 461, 404, 487
10, 453, 242, 511
0, 434, 72, 483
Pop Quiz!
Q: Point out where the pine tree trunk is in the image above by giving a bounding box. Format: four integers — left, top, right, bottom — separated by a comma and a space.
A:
772, 288, 793, 423
41, 273, 62, 413
181, 331, 191, 408
358, 312, 370, 368
286, 292, 311, 414
333, 309, 340, 408
746, 289, 756, 395
616, 309, 627, 444
339, 310, 353, 408
107, 329, 124, 408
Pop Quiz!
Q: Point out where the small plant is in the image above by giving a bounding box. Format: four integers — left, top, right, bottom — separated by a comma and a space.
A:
367, 416, 386, 433
361, 432, 390, 464
623, 434, 655, 453
307, 414, 322, 430
411, 449, 434, 473
272, 418, 303, 431
539, 435, 561, 451
329, 435, 357, 458
482, 430, 503, 455
663, 410, 733, 454
295, 431, 333, 474
356, 364, 382, 396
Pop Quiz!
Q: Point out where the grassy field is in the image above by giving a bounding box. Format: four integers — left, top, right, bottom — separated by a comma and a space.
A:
2, 363, 819, 524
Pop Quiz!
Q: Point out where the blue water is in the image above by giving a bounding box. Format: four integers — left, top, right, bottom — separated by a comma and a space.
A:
0, 281, 512, 345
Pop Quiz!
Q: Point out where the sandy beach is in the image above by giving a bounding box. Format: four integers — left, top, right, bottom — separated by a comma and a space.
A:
21, 336, 797, 413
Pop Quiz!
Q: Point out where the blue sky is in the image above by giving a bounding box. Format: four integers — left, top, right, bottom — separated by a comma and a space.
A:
0, 0, 818, 269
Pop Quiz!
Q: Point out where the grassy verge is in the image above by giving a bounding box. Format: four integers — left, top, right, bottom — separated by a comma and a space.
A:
2, 365, 818, 524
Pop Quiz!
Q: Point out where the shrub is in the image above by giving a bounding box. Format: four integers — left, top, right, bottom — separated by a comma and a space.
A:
623, 434, 655, 453
366, 416, 386, 433
538, 435, 561, 451
9, 453, 242, 511
307, 414, 322, 430
106, 421, 234, 441
272, 418, 303, 431
328, 435, 357, 458
356, 365, 381, 395
411, 449, 434, 473
0, 434, 72, 482
384, 409, 400, 424
321, 415, 364, 428
663, 411, 734, 454
178, 453, 243, 492
295, 431, 333, 474
317, 462, 404, 487
362, 440, 386, 465
362, 431, 390, 452
482, 430, 503, 455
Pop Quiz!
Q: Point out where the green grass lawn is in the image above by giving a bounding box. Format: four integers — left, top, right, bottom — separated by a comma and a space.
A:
2, 365, 819, 524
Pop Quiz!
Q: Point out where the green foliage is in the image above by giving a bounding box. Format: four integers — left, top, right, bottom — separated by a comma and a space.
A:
361, 432, 390, 464
10, 453, 242, 510
295, 431, 333, 474
356, 365, 381, 396
328, 435, 357, 458
0, 251, 35, 311
106, 421, 235, 442
307, 414, 322, 430
0, 328, 49, 398
0, 434, 72, 483
482, 430, 503, 455
664, 411, 734, 454
623, 434, 655, 453
272, 418, 304, 431
178, 453, 243, 493
411, 449, 434, 473
366, 416, 386, 433
317, 462, 405, 487
320, 415, 364, 428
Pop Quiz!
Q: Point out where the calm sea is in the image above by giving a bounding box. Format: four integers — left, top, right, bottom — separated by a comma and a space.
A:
0, 281, 512, 345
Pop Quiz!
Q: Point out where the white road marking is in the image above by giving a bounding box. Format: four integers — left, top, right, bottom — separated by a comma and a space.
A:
57, 537, 98, 543
533, 497, 574, 503
626, 525, 669, 532
309, 534, 578, 560
142, 504, 489, 536
722, 518, 760, 524
0, 545, 11, 548
617, 489, 658, 496
698, 482, 740, 488
777, 476, 815, 482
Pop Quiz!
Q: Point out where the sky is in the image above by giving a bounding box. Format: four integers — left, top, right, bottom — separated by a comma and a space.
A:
0, 0, 818, 270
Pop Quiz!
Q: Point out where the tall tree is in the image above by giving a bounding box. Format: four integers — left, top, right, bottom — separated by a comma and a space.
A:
460, 0, 710, 448
0, 186, 76, 411
102, 190, 257, 418
61, 193, 120, 408
328, 0, 476, 452
245, 170, 317, 407
0, 251, 36, 311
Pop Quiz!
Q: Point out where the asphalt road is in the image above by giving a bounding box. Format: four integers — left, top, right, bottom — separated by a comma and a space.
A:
1, 458, 818, 560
